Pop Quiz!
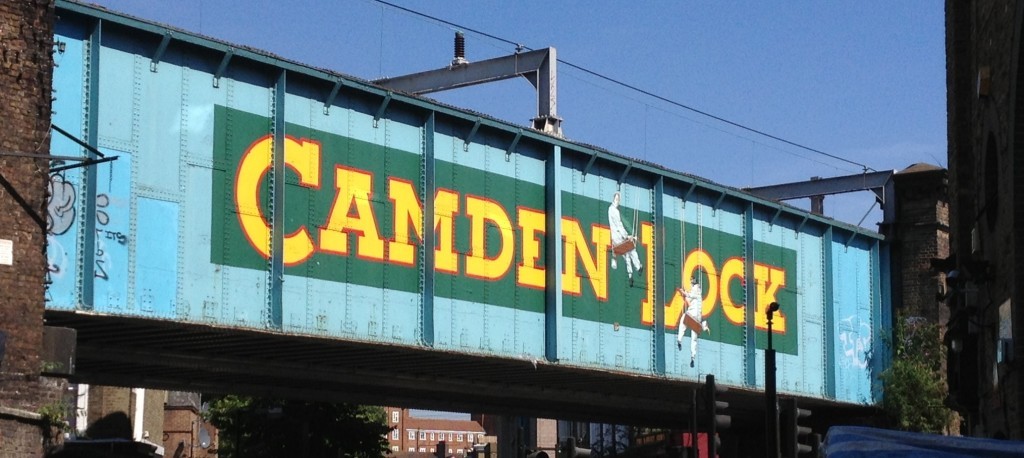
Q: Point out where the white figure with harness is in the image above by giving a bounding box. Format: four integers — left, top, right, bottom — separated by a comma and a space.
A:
608, 191, 643, 286
677, 276, 710, 367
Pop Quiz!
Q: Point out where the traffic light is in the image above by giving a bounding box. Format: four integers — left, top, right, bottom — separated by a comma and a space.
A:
704, 374, 730, 457
780, 398, 813, 457
435, 441, 447, 458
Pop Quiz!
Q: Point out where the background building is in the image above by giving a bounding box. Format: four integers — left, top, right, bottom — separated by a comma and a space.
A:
945, 0, 1024, 438
386, 407, 487, 457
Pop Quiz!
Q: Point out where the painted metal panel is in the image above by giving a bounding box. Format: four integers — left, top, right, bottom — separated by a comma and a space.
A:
91, 150, 130, 313
557, 163, 655, 373
765, 221, 826, 397
134, 197, 178, 317
429, 129, 548, 357
47, 20, 89, 309
47, 4, 891, 407
832, 237, 876, 404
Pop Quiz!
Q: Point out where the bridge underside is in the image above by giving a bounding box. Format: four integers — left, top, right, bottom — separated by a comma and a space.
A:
46, 311, 874, 429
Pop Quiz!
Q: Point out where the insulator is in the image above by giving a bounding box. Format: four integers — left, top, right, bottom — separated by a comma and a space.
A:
454, 31, 466, 60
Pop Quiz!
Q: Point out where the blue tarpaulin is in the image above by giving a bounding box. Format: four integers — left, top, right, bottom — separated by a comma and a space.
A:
823, 426, 1024, 457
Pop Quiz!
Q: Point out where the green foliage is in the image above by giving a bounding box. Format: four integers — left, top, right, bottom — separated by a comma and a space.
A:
880, 313, 954, 432
204, 396, 392, 458
41, 361, 65, 373
38, 400, 71, 432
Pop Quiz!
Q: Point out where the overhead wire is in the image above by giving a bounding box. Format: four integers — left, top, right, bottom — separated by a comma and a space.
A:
369, 0, 875, 173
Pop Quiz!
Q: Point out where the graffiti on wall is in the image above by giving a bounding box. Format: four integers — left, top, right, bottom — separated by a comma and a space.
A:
44, 161, 131, 288
838, 315, 872, 370
46, 173, 77, 286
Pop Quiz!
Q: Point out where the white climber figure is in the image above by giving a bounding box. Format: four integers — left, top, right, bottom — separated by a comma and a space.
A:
677, 276, 710, 367
608, 191, 643, 286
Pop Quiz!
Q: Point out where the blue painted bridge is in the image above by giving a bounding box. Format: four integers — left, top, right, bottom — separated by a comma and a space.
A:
44, 0, 890, 427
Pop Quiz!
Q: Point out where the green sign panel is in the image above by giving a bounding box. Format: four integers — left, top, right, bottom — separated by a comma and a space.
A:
211, 106, 799, 354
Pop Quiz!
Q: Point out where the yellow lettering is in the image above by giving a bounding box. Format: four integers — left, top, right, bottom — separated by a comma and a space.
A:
235, 136, 320, 265
684, 248, 719, 317
657, 287, 687, 328
560, 218, 609, 301
754, 263, 787, 331
517, 207, 546, 289
319, 166, 385, 261
720, 257, 745, 325
235, 136, 273, 259
388, 178, 422, 266
638, 222, 656, 324
433, 188, 460, 274
465, 196, 514, 280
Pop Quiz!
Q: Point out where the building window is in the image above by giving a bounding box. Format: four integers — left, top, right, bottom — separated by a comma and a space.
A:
448, 433, 453, 441
420, 448, 426, 453
420, 431, 426, 440
431, 432, 436, 441
409, 430, 416, 440
478, 434, 484, 442
458, 449, 465, 455
458, 434, 464, 442
392, 411, 400, 423
393, 446, 400, 452
392, 430, 399, 440
409, 448, 415, 453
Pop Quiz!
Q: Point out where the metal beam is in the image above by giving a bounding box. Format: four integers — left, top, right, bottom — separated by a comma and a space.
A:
269, 70, 286, 330
746, 170, 896, 225
149, 32, 171, 72
52, 124, 105, 158
422, 113, 436, 346
744, 170, 894, 201
653, 177, 666, 375
212, 48, 233, 87
464, 118, 481, 151
82, 17, 102, 310
545, 145, 563, 363
323, 78, 344, 115
744, 203, 756, 387
374, 48, 562, 135
506, 129, 522, 161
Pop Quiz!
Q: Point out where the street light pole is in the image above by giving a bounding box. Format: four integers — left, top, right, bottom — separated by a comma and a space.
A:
766, 302, 780, 458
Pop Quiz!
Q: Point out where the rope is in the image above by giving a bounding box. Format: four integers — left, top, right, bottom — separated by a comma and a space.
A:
680, 201, 685, 284
697, 205, 704, 291
632, 193, 639, 237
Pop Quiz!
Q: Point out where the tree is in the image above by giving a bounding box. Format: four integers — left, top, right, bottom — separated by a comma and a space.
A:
205, 395, 392, 458
880, 313, 955, 433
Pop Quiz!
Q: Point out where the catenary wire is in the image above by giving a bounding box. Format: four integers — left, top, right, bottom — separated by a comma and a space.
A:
369, 0, 875, 173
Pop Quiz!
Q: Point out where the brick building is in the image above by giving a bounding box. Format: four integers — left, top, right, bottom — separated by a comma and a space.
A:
163, 392, 218, 458
386, 407, 487, 457
886, 163, 950, 324
945, 0, 1024, 438
0, 0, 65, 456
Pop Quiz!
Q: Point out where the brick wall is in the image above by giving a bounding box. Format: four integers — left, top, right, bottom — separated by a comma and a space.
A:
85, 386, 167, 440
0, 0, 58, 457
164, 405, 219, 457
945, 0, 1024, 438
87, 386, 131, 430
892, 166, 949, 324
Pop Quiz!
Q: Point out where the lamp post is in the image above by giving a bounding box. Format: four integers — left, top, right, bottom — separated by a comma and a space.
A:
766, 302, 780, 458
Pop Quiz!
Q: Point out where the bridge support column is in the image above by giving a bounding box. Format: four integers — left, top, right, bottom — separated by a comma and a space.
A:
0, 1, 66, 457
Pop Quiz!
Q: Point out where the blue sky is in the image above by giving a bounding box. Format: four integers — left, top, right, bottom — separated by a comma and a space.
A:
84, 0, 946, 227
